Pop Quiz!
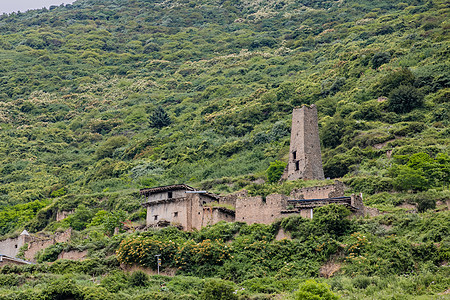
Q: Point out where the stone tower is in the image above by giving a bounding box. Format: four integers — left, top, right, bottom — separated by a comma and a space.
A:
284, 105, 325, 181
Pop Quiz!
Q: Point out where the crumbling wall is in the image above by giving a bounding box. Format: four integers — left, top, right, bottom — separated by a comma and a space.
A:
56, 210, 74, 222
290, 181, 345, 199
201, 207, 234, 228
24, 228, 72, 262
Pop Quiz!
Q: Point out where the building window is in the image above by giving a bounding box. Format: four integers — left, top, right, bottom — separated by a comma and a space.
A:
15, 245, 17, 248
292, 151, 297, 160
154, 215, 158, 221
173, 212, 178, 217
168, 191, 173, 199
295, 161, 300, 171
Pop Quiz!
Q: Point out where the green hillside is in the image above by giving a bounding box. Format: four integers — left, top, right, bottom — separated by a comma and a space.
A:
0, 0, 449, 298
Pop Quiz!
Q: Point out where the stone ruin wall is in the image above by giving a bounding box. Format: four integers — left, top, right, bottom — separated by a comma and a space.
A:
235, 194, 287, 225
24, 228, 72, 262
58, 250, 88, 261
201, 207, 234, 228
0, 257, 27, 267
290, 181, 345, 199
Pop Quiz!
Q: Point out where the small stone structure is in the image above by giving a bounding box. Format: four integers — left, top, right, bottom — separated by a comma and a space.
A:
0, 230, 33, 258
282, 105, 325, 181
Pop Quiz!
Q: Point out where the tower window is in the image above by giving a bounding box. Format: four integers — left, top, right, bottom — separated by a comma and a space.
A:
154, 215, 158, 221
168, 191, 173, 199
295, 161, 300, 171
292, 151, 297, 160
173, 212, 178, 217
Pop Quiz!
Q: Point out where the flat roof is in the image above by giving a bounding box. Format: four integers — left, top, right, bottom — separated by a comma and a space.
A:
140, 184, 195, 195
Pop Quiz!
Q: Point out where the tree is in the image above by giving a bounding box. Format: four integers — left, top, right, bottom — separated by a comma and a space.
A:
267, 160, 287, 183
150, 106, 171, 128
388, 85, 424, 114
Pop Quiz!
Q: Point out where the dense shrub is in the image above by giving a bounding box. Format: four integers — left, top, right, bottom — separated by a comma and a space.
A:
371, 52, 391, 69
388, 85, 424, 114
266, 160, 287, 183
129, 270, 149, 287
313, 204, 351, 237
293, 280, 339, 300
200, 278, 238, 300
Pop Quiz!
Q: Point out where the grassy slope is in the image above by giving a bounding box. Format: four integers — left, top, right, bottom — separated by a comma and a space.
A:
0, 1, 448, 297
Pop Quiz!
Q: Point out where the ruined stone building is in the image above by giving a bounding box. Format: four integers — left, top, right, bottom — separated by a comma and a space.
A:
140, 184, 235, 231
139, 106, 371, 231
0, 228, 72, 263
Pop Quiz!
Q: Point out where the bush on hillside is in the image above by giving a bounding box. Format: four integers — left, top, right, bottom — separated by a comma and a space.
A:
388, 85, 424, 114
266, 160, 287, 183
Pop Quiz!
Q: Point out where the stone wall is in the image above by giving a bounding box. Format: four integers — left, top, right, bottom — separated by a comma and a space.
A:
0, 257, 28, 267
201, 207, 234, 228
235, 194, 287, 224
146, 197, 190, 229
290, 181, 345, 199
58, 250, 88, 261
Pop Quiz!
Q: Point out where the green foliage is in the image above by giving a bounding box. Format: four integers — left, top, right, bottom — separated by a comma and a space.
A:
129, 271, 149, 287
266, 160, 287, 183
293, 280, 339, 300
200, 278, 238, 300
100, 270, 129, 293
103, 210, 127, 236
313, 204, 352, 237
36, 242, 65, 263
388, 152, 449, 192
0, 200, 48, 235
40, 276, 83, 300
371, 52, 391, 69
67, 204, 95, 231
96, 136, 129, 159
